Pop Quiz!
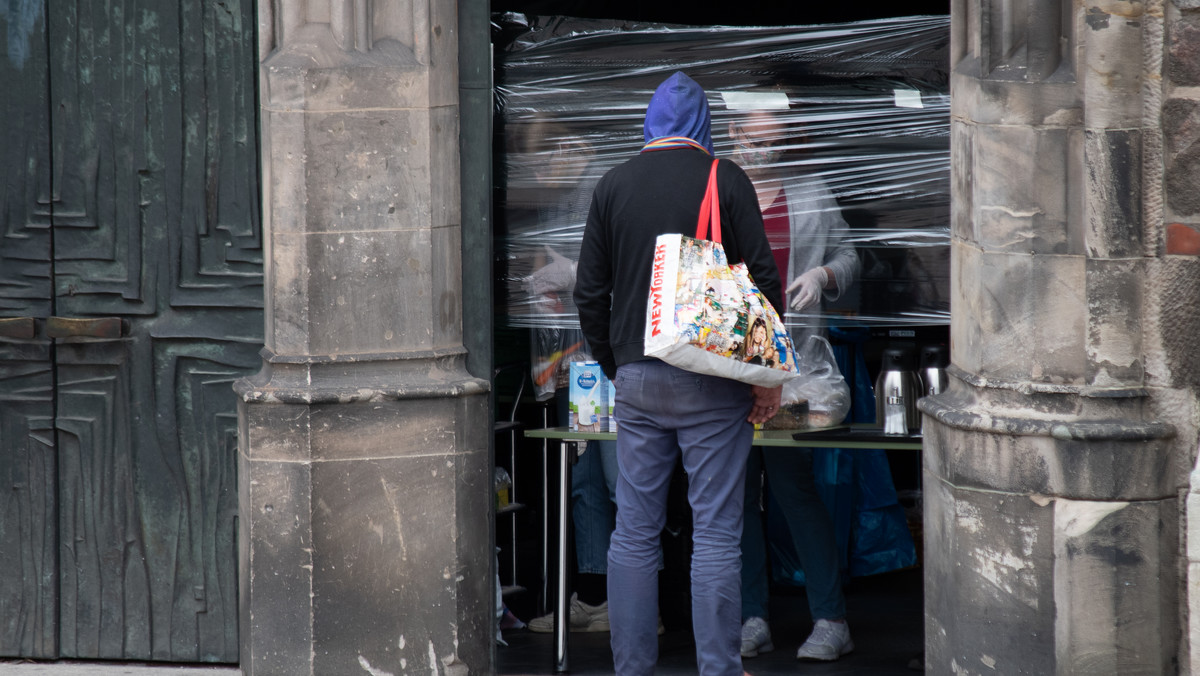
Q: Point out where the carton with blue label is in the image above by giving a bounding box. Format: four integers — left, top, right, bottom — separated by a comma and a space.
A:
569, 361, 614, 432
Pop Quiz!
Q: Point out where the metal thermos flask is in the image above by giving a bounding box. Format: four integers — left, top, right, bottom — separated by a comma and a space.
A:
875, 346, 921, 434
920, 344, 949, 397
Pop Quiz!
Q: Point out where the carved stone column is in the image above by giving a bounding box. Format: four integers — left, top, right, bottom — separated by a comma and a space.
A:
1165, 0, 1200, 672
235, 1, 492, 674
922, 0, 1186, 671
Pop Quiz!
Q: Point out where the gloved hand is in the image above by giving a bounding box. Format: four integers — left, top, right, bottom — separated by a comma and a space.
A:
526, 246, 577, 297
787, 266, 829, 312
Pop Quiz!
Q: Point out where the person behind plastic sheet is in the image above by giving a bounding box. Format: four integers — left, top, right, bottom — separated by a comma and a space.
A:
573, 70, 783, 676
729, 105, 860, 662
517, 121, 620, 635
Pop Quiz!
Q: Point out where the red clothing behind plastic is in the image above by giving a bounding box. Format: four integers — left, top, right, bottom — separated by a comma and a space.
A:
762, 188, 790, 281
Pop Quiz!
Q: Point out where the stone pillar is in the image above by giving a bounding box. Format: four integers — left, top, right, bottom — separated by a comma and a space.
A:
922, 0, 1187, 671
1166, 0, 1200, 673
235, 1, 492, 674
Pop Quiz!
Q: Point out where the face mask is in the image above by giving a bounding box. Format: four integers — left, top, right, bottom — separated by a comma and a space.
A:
735, 142, 782, 168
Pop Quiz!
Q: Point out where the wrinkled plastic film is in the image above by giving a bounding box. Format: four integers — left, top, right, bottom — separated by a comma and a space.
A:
494, 14, 951, 341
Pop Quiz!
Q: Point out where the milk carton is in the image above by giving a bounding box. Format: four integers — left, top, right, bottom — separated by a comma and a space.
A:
569, 361, 608, 432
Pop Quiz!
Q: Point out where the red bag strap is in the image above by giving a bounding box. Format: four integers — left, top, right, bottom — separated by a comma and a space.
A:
695, 159, 721, 245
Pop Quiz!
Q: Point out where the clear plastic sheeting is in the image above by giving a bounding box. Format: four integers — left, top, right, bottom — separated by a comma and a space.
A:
494, 13, 951, 341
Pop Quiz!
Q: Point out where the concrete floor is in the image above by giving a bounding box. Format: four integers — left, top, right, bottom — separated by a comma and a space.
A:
0, 568, 923, 675
498, 567, 925, 675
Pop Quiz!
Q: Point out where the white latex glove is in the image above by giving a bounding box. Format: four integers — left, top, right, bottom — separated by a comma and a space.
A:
526, 246, 577, 297
787, 266, 829, 312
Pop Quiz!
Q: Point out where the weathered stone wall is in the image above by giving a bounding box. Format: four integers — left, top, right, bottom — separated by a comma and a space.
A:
924, 0, 1199, 670
1165, 0, 1200, 671
236, 1, 493, 674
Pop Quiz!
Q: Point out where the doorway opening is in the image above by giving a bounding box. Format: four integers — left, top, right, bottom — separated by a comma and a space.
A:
486, 1, 950, 673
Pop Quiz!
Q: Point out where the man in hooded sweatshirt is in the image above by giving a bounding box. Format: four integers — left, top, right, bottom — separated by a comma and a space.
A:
574, 71, 783, 676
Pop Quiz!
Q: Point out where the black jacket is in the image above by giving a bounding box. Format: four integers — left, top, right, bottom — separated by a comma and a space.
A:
574, 148, 783, 379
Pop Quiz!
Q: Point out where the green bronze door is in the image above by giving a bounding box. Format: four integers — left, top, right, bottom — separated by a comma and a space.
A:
0, 0, 261, 662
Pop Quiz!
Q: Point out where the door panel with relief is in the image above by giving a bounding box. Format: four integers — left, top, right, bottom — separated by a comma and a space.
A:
0, 0, 262, 662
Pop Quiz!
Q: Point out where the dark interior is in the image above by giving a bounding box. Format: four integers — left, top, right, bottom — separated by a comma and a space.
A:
489, 1, 950, 672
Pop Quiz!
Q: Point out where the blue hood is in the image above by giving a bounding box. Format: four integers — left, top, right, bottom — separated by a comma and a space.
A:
643, 71, 714, 155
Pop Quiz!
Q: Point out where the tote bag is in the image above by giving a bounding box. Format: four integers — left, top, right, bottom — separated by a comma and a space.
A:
643, 159, 798, 387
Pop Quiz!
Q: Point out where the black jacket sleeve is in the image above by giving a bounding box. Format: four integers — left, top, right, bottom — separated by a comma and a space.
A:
573, 186, 617, 379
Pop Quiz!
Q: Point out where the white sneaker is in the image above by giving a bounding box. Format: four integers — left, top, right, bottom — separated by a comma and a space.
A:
740, 616, 774, 657
796, 619, 854, 661
527, 593, 610, 633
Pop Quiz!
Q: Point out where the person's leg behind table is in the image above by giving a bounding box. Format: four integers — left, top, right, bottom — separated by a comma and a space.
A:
564, 369, 618, 582
576, 437, 621, 618
555, 394, 617, 575
675, 377, 754, 676
761, 447, 854, 661
598, 438, 619, 501
573, 442, 618, 580
607, 361, 682, 676
739, 447, 774, 657
528, 397, 617, 633
569, 440, 616, 629
570, 437, 621, 620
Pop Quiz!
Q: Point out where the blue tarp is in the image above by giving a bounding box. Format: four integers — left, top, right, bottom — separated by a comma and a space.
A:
768, 329, 917, 585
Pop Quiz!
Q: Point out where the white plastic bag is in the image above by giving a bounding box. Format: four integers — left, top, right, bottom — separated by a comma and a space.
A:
778, 334, 850, 428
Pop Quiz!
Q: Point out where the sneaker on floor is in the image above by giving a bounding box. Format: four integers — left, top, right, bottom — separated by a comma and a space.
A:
527, 593, 610, 633
740, 616, 774, 658
796, 619, 854, 661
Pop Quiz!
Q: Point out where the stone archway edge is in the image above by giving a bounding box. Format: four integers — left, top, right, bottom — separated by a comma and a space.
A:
235, 347, 490, 404
918, 365, 1176, 442
920, 395, 1176, 442
946, 365, 1150, 399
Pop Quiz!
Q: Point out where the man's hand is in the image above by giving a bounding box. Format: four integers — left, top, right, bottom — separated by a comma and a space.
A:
787, 266, 829, 312
747, 384, 783, 424
526, 246, 577, 297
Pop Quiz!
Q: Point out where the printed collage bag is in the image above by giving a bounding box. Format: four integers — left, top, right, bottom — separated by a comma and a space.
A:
643, 159, 799, 387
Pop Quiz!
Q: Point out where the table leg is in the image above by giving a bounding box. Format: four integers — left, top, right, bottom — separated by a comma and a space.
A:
553, 439, 573, 673
540, 408, 550, 617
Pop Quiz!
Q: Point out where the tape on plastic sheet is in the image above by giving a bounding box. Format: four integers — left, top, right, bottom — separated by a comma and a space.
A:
719, 91, 791, 111
893, 89, 924, 109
